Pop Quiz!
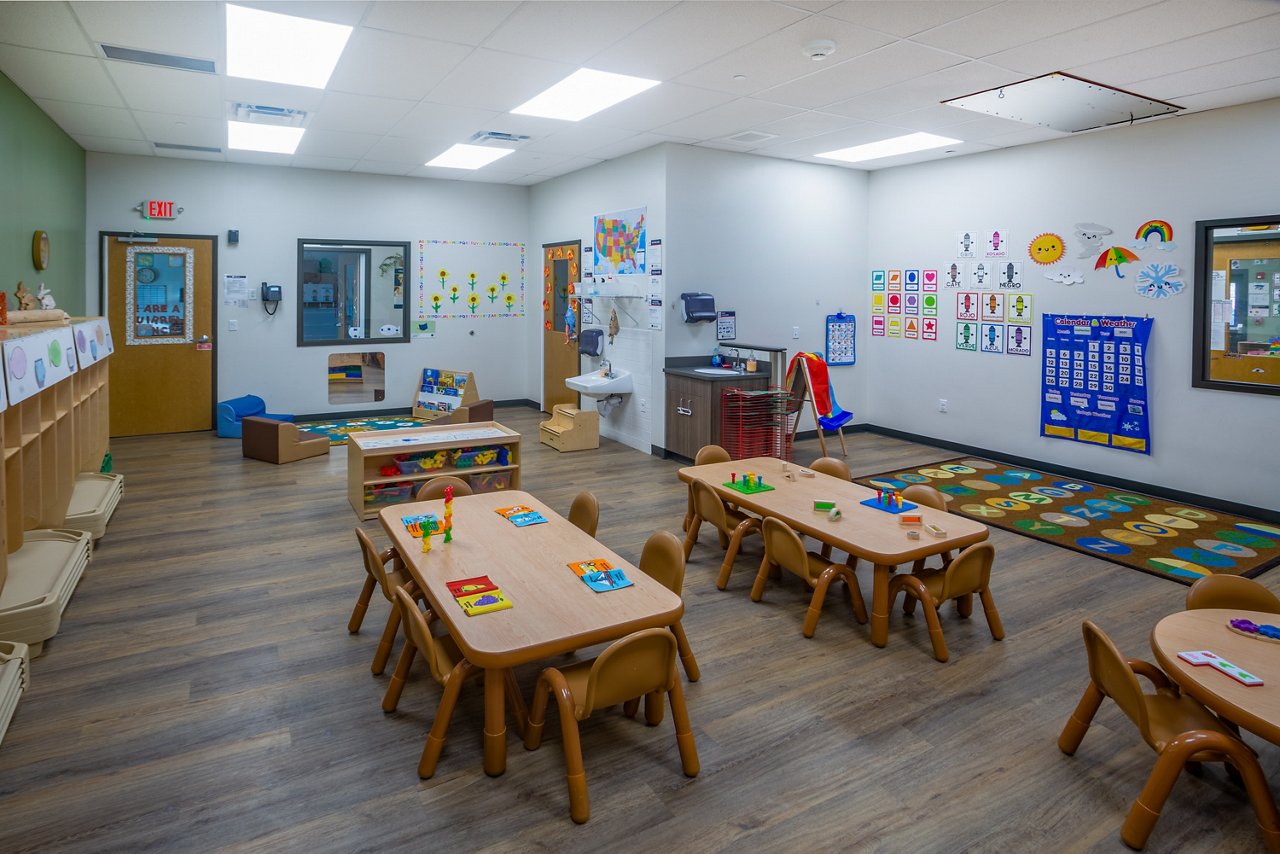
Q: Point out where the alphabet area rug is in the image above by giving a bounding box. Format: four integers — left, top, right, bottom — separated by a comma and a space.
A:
853, 457, 1280, 585
296, 416, 430, 445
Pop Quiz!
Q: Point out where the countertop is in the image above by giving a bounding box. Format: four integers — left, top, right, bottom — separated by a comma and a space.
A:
663, 364, 772, 381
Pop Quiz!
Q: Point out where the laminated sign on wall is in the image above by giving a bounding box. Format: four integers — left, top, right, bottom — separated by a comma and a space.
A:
1041, 314, 1153, 455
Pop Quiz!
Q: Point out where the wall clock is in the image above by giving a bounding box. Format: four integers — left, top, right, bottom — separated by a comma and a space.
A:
32, 230, 50, 270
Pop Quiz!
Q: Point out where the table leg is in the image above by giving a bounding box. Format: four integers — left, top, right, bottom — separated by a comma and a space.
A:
484, 666, 507, 777
871, 563, 893, 647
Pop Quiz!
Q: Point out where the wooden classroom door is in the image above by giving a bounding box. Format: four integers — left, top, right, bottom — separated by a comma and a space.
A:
103, 233, 217, 436
541, 240, 581, 413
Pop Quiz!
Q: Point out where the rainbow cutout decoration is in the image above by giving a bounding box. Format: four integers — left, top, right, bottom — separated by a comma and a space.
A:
1135, 220, 1173, 243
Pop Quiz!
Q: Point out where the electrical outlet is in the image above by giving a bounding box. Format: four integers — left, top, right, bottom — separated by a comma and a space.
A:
792, 326, 800, 339
228, 319, 238, 332
938, 398, 948, 413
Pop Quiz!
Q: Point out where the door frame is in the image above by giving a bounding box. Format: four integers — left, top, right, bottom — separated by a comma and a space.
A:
98, 230, 220, 428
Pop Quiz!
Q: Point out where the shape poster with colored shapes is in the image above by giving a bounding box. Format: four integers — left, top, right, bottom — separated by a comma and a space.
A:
921, 293, 939, 317
871, 270, 887, 291
1006, 323, 1033, 356
887, 292, 903, 314
888, 270, 903, 291
1006, 293, 1034, 324
887, 317, 902, 337
980, 292, 1005, 323
872, 315, 886, 336
904, 269, 920, 291
921, 317, 939, 341
904, 293, 920, 315
904, 317, 920, 339
1041, 314, 1153, 455
980, 322, 1004, 353
871, 293, 886, 314
956, 321, 978, 351
922, 269, 939, 291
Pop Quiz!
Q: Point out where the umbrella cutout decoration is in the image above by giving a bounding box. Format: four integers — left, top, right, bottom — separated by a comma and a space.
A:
1095, 246, 1139, 278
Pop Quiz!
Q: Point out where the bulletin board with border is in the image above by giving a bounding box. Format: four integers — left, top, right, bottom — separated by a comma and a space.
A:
417, 239, 525, 320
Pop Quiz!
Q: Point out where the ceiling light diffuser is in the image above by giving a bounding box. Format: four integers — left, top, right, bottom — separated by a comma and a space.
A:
226, 4, 352, 89
816, 132, 961, 164
425, 144, 515, 170
227, 120, 305, 154
510, 68, 660, 122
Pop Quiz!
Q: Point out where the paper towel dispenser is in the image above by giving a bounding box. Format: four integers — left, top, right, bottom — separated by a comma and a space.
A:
578, 328, 604, 356
680, 292, 716, 323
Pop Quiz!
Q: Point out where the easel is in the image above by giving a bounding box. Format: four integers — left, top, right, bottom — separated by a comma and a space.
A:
785, 353, 847, 458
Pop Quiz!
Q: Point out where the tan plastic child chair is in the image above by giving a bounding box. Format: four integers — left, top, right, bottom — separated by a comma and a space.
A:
568, 491, 600, 538
809, 456, 851, 481
384, 588, 526, 778
639, 530, 701, 682
751, 516, 866, 638
683, 479, 761, 590
415, 476, 474, 502
351, 527, 417, 675
523, 628, 700, 823
1058, 620, 1280, 851
684, 444, 731, 531
1185, 574, 1280, 613
887, 541, 1003, 662
900, 484, 953, 573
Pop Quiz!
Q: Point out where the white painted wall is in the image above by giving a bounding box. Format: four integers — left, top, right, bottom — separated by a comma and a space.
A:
84, 153, 530, 416
866, 98, 1280, 511
530, 145, 667, 452
664, 145, 871, 437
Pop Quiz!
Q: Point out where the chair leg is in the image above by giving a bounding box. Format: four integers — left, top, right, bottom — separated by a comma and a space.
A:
917, 594, 949, 662
372, 607, 401, 675
645, 690, 664, 726
1057, 682, 1105, 755
802, 566, 840, 638
1224, 745, 1280, 853
382, 640, 418, 713
622, 697, 641, 718
671, 621, 701, 682
718, 529, 729, 550
716, 520, 758, 590
749, 554, 773, 602
668, 669, 700, 778
551, 683, 590, 823
524, 672, 551, 751
504, 668, 528, 740
682, 516, 703, 561
417, 661, 476, 779
348, 575, 376, 632
979, 588, 1005, 640
955, 592, 974, 618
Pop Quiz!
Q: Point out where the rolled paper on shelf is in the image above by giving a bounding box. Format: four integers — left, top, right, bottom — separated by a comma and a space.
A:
8, 309, 71, 325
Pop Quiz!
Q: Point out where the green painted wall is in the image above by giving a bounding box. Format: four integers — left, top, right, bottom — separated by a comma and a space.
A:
0, 72, 86, 316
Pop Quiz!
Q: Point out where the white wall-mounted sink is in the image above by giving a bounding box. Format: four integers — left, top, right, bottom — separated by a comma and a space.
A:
692, 367, 743, 376
566, 369, 634, 398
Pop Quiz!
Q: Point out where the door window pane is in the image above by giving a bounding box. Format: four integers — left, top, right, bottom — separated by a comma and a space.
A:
126, 246, 194, 345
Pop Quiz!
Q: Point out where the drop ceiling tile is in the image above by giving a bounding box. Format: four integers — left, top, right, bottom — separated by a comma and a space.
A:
870, 105, 979, 133
942, 113, 1049, 141
71, 134, 154, 156
0, 44, 123, 106
508, 174, 550, 186
152, 145, 225, 161
352, 160, 415, 176
291, 154, 359, 172
976, 126, 1071, 148
1138, 47, 1280, 101
752, 110, 863, 142
106, 61, 224, 117
754, 121, 891, 157
308, 91, 416, 134
530, 155, 606, 177
674, 14, 896, 95
582, 132, 675, 160
223, 78, 326, 114
295, 129, 380, 159
654, 98, 801, 140
822, 1, 1001, 37
587, 83, 734, 131
0, 2, 95, 55
425, 48, 576, 113
485, 1, 673, 65
590, 1, 809, 79
422, 167, 529, 183
362, 1, 519, 46
133, 112, 226, 148
912, 1, 1159, 60
238, 1, 370, 26
1173, 78, 1280, 113
524, 124, 647, 156
327, 30, 472, 101
226, 149, 293, 166
363, 135, 438, 164
71, 0, 221, 63
757, 41, 966, 110
389, 101, 505, 142
822, 61, 1020, 120
477, 149, 572, 173
781, 1, 839, 12
852, 140, 996, 170
35, 99, 144, 140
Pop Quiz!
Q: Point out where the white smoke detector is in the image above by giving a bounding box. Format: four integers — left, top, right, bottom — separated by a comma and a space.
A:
805, 40, 836, 61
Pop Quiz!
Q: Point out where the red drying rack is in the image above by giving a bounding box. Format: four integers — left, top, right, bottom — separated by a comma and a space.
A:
720, 387, 793, 461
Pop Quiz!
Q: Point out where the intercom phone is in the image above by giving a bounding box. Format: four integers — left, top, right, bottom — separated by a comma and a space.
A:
261, 283, 282, 301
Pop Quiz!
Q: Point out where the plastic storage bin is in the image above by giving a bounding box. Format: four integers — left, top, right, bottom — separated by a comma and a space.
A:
470, 471, 512, 493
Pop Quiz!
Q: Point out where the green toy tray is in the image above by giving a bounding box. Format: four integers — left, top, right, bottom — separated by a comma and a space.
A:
723, 480, 775, 495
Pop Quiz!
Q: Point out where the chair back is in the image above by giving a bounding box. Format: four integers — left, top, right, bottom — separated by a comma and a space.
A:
393, 587, 456, 685
1186, 574, 1280, 614
581, 628, 677, 713
568, 491, 600, 538
761, 516, 811, 580
415, 476, 474, 502
639, 530, 686, 595
694, 444, 731, 466
937, 542, 994, 601
356, 527, 411, 602
901, 484, 947, 511
810, 457, 850, 481
690, 480, 730, 532
1081, 619, 1150, 739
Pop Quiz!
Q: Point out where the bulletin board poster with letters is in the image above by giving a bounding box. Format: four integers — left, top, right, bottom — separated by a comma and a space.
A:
825, 314, 856, 365
1041, 315, 1153, 455
418, 239, 526, 320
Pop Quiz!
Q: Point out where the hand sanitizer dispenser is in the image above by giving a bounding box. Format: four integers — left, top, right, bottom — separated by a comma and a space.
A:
680, 292, 716, 323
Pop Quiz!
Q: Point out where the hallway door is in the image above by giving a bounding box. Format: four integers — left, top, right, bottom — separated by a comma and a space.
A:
542, 240, 581, 413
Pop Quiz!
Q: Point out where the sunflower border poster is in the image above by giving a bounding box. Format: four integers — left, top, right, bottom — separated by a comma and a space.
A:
1041, 314, 1153, 455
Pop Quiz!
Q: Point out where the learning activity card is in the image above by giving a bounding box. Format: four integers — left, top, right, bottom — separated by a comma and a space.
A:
402, 513, 440, 537
447, 575, 498, 598
825, 313, 856, 365
458, 590, 513, 616
507, 510, 548, 527
569, 557, 614, 576
581, 569, 634, 592
495, 504, 536, 518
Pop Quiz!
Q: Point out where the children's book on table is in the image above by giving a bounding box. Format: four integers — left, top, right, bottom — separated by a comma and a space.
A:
495, 505, 547, 527
446, 574, 511, 615
568, 558, 633, 591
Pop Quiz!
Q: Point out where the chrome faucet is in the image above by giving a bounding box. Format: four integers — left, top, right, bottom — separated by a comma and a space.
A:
729, 348, 742, 371
601, 359, 613, 378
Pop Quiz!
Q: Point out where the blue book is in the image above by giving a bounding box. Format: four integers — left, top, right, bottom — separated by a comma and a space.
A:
508, 511, 548, 527
581, 569, 634, 592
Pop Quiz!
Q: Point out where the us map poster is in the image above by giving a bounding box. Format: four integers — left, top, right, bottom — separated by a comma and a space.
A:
1041, 315, 1153, 455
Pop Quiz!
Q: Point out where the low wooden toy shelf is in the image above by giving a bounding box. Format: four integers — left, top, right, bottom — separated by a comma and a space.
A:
347, 421, 521, 519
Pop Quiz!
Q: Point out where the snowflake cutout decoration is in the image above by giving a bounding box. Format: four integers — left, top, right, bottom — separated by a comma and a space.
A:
1135, 262, 1184, 299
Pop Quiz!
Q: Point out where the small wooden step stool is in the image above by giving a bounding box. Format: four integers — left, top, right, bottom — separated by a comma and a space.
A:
539, 404, 600, 452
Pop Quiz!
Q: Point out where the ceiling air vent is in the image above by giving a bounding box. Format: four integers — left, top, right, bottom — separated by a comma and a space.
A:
155, 142, 223, 154
468, 130, 531, 146
229, 103, 307, 128
723, 130, 778, 146
101, 44, 215, 74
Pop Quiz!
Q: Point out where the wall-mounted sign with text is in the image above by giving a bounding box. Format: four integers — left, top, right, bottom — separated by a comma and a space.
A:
134, 199, 184, 220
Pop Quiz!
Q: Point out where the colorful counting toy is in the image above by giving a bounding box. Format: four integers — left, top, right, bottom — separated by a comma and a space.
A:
1177, 649, 1263, 686
1229, 618, 1280, 642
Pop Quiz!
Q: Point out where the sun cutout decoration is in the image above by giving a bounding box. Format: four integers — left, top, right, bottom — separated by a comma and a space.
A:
1028, 232, 1065, 266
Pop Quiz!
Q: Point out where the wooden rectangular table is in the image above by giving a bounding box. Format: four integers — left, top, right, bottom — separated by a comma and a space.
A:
678, 457, 989, 647
379, 490, 683, 776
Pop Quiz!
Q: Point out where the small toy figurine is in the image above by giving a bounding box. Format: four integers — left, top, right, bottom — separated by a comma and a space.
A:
443, 485, 454, 543
35, 283, 56, 310
421, 518, 436, 553
14, 281, 38, 311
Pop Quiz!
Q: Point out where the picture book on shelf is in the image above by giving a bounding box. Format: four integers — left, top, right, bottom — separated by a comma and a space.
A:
568, 558, 614, 577
446, 575, 498, 598
458, 590, 513, 616
581, 569, 633, 593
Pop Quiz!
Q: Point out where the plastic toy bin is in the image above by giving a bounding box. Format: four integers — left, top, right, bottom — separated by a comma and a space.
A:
469, 471, 512, 493
364, 483, 414, 505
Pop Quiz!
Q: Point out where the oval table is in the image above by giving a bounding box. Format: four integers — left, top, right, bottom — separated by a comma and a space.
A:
1150, 608, 1280, 745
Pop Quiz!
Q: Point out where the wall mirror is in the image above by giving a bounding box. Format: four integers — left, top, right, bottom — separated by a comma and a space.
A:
1192, 215, 1280, 395
328, 351, 385, 404
298, 239, 409, 346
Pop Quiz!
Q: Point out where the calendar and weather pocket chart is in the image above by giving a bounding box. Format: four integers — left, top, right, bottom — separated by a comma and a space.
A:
1041, 314, 1153, 455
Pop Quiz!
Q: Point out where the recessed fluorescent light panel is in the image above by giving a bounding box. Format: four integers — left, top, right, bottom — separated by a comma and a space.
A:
227, 121, 305, 154
943, 72, 1181, 133
225, 4, 352, 89
511, 68, 660, 121
816, 132, 961, 164
426, 144, 515, 170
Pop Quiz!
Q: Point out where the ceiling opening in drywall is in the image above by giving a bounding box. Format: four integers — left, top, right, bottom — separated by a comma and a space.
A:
943, 72, 1182, 133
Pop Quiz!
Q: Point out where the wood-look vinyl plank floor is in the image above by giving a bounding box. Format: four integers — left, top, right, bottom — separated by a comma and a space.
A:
1, 406, 1276, 852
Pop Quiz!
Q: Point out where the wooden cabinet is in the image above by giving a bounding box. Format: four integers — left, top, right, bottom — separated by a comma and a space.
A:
347, 421, 521, 519
664, 373, 768, 460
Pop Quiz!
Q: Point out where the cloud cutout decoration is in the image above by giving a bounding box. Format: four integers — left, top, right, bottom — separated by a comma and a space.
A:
1129, 234, 1178, 252
1045, 268, 1085, 285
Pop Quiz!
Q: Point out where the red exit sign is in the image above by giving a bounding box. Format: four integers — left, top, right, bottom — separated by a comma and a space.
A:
142, 199, 177, 219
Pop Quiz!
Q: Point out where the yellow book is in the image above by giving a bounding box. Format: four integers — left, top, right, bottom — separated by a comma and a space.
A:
458, 589, 513, 616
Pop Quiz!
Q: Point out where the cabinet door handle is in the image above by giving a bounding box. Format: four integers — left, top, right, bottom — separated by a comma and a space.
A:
676, 397, 692, 417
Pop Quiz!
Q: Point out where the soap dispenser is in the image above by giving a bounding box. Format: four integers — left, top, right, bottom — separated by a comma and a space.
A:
746, 351, 758, 373
711, 346, 723, 368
